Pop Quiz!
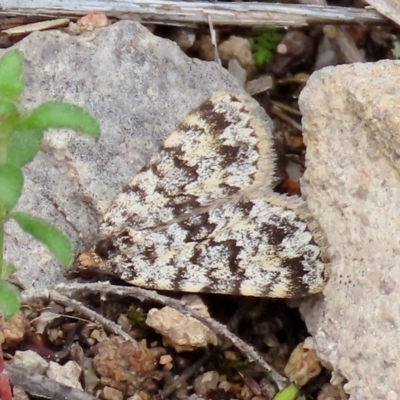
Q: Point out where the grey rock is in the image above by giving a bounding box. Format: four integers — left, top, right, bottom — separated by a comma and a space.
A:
13, 350, 49, 374
4, 21, 245, 290
299, 60, 400, 399
46, 360, 82, 390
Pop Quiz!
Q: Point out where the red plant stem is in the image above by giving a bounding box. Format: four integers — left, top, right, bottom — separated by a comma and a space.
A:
0, 346, 12, 400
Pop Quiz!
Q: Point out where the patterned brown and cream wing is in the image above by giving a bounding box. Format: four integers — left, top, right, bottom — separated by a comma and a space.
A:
89, 194, 328, 298
99, 93, 276, 237
76, 93, 329, 298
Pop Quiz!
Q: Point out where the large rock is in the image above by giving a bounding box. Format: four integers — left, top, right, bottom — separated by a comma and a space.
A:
299, 60, 400, 399
5, 21, 247, 289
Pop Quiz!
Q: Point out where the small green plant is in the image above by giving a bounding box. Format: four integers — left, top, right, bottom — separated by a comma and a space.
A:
126, 307, 146, 325
250, 29, 284, 68
0, 50, 100, 320
272, 383, 300, 400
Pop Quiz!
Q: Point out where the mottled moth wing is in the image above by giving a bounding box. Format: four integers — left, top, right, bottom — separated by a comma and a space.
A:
100, 93, 275, 237
91, 194, 327, 298
77, 93, 329, 298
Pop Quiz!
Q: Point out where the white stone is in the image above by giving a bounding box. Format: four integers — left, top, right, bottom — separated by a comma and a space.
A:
46, 360, 82, 390
299, 59, 400, 399
13, 350, 48, 374
146, 306, 218, 351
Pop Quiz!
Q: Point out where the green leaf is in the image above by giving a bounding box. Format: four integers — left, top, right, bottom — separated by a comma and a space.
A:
19, 102, 100, 137
6, 130, 44, 168
0, 112, 21, 142
250, 29, 284, 68
0, 163, 23, 211
0, 281, 21, 320
1, 262, 16, 280
10, 212, 73, 268
0, 99, 18, 117
273, 383, 299, 400
0, 50, 24, 102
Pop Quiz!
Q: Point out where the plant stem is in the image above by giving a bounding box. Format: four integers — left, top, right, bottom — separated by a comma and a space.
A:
0, 135, 6, 277
0, 207, 4, 277
0, 346, 13, 400
0, 125, 9, 277
0, 139, 7, 163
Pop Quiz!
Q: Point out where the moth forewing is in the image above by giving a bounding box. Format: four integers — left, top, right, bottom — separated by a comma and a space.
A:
100, 93, 276, 235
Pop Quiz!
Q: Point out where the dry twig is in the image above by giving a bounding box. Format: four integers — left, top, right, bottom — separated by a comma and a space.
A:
270, 105, 303, 132
51, 281, 288, 390
21, 288, 139, 348
299, 0, 365, 63
152, 350, 212, 400
0, 1, 386, 28
6, 365, 97, 400
207, 16, 221, 66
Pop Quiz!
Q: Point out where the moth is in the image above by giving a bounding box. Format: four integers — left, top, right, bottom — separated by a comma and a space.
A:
77, 93, 329, 298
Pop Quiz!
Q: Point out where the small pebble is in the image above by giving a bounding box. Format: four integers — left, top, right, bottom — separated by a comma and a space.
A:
284, 340, 322, 386
193, 371, 219, 396
46, 361, 82, 390
103, 386, 123, 400
159, 354, 173, 365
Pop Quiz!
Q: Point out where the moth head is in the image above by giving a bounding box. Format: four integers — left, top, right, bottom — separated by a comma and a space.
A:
94, 238, 118, 260
74, 238, 116, 273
